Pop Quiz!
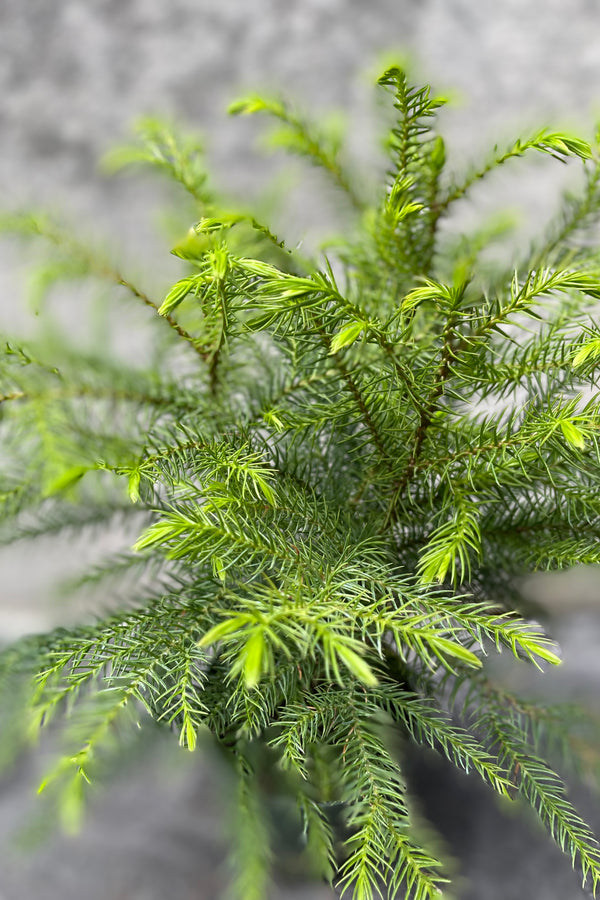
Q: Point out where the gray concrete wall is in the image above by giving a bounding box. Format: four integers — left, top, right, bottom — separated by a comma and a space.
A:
2, 2, 600, 898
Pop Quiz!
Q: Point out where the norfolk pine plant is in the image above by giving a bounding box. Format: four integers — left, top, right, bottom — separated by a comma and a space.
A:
2, 65, 600, 899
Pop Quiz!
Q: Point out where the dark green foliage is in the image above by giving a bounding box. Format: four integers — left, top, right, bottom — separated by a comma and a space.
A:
2, 65, 600, 898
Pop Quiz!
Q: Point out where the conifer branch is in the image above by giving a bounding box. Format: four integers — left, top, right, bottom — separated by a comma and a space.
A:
114, 270, 209, 359
474, 685, 600, 893
2, 63, 600, 900
229, 95, 365, 213
0, 212, 209, 359
438, 130, 592, 214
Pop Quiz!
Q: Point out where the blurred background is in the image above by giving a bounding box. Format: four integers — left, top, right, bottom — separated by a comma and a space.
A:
2, 1, 600, 897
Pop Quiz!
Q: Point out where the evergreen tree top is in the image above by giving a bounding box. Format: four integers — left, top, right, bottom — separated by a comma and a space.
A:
2, 65, 600, 899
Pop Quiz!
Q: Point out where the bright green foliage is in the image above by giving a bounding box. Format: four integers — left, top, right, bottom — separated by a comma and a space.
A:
2, 65, 600, 898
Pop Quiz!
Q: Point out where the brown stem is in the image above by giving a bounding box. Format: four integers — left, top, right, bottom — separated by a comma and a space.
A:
113, 272, 209, 362
383, 318, 457, 527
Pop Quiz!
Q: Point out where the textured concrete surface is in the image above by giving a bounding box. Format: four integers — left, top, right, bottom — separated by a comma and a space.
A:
2, 2, 600, 898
